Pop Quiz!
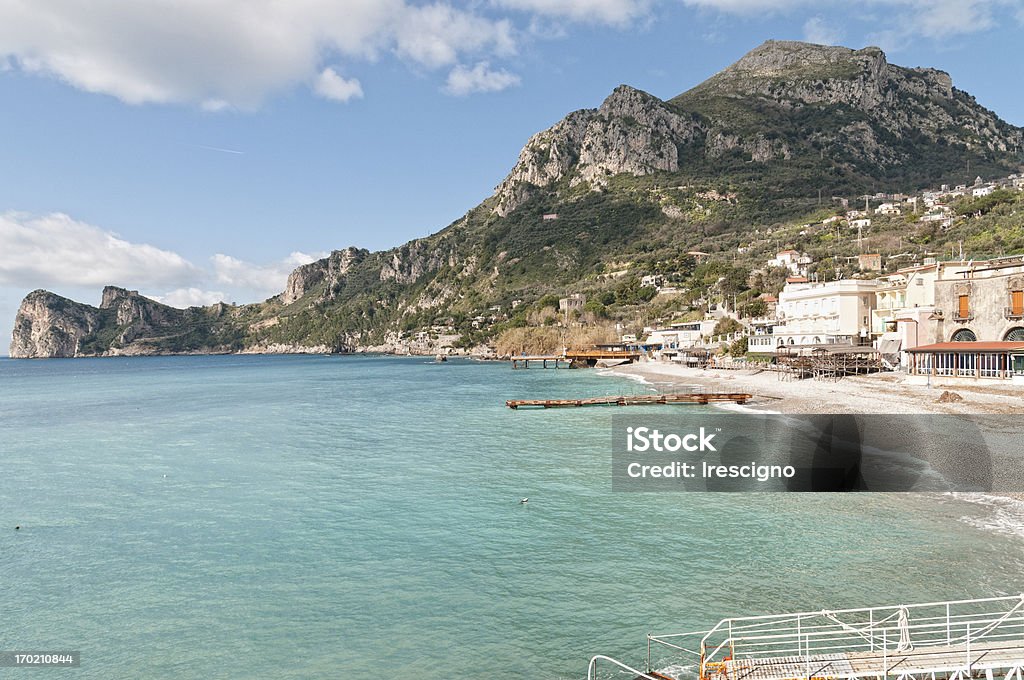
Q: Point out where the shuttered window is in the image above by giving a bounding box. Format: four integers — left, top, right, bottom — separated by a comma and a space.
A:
1012, 290, 1023, 316
958, 295, 970, 319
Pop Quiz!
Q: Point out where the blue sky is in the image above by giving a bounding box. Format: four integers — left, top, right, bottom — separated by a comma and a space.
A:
2, 0, 1024, 352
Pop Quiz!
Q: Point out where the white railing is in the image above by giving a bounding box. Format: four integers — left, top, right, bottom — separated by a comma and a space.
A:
645, 594, 1024, 680
587, 654, 666, 680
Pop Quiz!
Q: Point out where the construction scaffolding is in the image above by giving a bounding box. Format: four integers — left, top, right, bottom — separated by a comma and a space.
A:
776, 346, 885, 382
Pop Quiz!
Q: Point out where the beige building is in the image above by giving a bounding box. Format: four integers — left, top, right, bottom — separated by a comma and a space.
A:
774, 279, 879, 350
857, 253, 882, 271
932, 258, 1024, 344
871, 260, 971, 365
558, 293, 586, 312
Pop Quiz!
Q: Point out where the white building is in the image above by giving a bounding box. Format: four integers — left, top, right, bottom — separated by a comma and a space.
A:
770, 250, 803, 275
640, 274, 664, 288
774, 279, 881, 349
973, 186, 995, 198
850, 218, 872, 230
876, 202, 902, 216
747, 318, 781, 354
643, 319, 718, 350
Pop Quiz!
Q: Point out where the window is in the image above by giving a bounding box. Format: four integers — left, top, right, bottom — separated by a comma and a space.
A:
1006, 327, 1024, 342
1011, 290, 1024, 316
957, 295, 970, 319
980, 353, 1004, 378
951, 328, 977, 342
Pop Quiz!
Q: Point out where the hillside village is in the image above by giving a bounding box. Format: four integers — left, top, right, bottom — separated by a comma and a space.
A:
487, 171, 1024, 385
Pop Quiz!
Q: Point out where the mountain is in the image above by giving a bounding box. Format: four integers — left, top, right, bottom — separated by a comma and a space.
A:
11, 41, 1024, 358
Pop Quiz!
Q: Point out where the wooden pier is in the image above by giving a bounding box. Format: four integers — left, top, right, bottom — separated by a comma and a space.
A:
510, 355, 566, 369
506, 393, 752, 409
510, 349, 642, 369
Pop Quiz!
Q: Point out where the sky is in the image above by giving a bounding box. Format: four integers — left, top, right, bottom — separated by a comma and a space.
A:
2, 0, 1024, 353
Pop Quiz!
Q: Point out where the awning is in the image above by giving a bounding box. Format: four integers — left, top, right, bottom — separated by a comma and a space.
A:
907, 342, 1024, 353
878, 338, 902, 355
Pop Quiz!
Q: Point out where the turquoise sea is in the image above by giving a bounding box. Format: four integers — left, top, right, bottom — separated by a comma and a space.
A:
2, 355, 1023, 679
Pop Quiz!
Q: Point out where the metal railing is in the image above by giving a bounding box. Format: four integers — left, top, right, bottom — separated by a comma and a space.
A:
587, 655, 666, 680
645, 594, 1024, 680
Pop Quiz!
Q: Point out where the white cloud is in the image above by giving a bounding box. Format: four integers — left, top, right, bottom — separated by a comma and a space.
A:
314, 67, 364, 102
151, 288, 228, 308
0, 1, 520, 107
684, 0, 1024, 46
211, 251, 325, 296
0, 211, 198, 288
0, 211, 327, 310
909, 0, 997, 39
395, 4, 517, 68
494, 0, 651, 24
803, 16, 841, 45
681, 0, 806, 11
444, 61, 521, 95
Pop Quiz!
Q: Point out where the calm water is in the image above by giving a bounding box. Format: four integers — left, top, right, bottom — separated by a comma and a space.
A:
1, 355, 1023, 679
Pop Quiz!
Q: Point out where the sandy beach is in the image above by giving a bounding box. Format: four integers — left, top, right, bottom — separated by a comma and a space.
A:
609, 360, 1024, 415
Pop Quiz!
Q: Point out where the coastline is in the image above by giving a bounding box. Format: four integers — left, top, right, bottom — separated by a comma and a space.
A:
608, 360, 1024, 505
607, 360, 1024, 415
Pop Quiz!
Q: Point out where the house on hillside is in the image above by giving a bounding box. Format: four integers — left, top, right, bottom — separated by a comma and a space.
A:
770, 250, 809, 276
858, 254, 882, 272
640, 274, 664, 288
558, 293, 586, 312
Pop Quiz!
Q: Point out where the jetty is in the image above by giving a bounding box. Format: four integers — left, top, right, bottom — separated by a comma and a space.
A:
585, 594, 1024, 680
506, 393, 751, 409
510, 349, 642, 369
510, 355, 567, 369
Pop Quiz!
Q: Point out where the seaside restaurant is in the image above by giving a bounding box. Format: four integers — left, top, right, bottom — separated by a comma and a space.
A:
907, 341, 1024, 382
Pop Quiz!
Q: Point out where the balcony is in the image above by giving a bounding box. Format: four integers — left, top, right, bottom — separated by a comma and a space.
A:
1006, 307, 1024, 320
953, 312, 973, 322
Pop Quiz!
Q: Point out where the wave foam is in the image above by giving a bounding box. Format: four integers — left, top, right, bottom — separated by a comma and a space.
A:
949, 492, 1024, 540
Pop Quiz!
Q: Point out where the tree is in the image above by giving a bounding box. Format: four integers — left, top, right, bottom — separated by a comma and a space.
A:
729, 337, 749, 357
740, 299, 768, 318
713, 317, 743, 336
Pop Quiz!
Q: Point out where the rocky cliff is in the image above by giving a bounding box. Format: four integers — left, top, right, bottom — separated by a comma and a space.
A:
10, 286, 245, 358
493, 85, 704, 215
493, 40, 1023, 215
10, 290, 102, 358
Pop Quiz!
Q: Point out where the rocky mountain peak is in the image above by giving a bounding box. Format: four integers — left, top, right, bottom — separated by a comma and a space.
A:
280, 247, 366, 305
100, 285, 140, 309
598, 84, 663, 115
724, 40, 886, 81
